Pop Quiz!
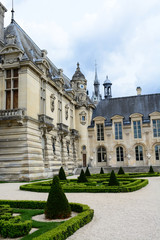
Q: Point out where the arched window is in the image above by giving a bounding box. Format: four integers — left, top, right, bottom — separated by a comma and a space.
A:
97, 147, 107, 162
116, 147, 124, 161
155, 145, 160, 160
135, 145, 143, 161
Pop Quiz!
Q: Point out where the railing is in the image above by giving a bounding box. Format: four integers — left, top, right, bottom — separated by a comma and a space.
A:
38, 114, 53, 125
57, 123, 68, 132
0, 108, 25, 120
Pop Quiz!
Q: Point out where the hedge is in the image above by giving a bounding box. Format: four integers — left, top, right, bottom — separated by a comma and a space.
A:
20, 178, 148, 193
0, 200, 94, 240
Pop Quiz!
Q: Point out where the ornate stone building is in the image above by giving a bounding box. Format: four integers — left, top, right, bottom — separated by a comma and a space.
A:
0, 3, 94, 181
88, 80, 160, 168
0, 2, 160, 181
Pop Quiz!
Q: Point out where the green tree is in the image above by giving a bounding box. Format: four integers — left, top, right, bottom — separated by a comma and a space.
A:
108, 170, 119, 186
77, 169, 88, 183
45, 176, 71, 219
149, 165, 154, 174
100, 167, 104, 174
58, 166, 67, 180
85, 167, 91, 176
118, 167, 125, 175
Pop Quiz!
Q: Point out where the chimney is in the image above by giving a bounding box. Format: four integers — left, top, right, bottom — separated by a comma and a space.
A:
136, 87, 142, 96
0, 2, 7, 46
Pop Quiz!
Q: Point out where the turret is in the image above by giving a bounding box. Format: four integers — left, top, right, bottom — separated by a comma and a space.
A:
0, 2, 7, 48
103, 75, 112, 99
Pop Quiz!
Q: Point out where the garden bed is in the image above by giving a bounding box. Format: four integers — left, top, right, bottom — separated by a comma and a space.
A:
20, 174, 149, 193
0, 200, 94, 240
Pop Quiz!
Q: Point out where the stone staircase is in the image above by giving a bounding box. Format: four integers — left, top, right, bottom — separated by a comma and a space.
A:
73, 166, 160, 175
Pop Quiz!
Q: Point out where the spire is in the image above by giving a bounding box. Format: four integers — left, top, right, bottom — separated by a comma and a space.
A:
94, 61, 99, 85
11, 0, 14, 23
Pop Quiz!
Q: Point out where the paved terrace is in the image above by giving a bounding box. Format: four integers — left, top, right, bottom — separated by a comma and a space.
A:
0, 177, 160, 240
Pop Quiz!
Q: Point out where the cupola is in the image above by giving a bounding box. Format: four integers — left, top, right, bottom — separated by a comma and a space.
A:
103, 75, 112, 99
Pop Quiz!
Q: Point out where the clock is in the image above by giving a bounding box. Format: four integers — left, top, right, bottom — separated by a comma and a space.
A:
80, 84, 84, 89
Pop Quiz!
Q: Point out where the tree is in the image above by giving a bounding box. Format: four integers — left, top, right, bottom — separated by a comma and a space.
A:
108, 170, 119, 186
100, 167, 104, 174
45, 176, 71, 219
149, 165, 154, 174
85, 166, 91, 176
58, 166, 67, 180
118, 167, 125, 175
77, 169, 88, 183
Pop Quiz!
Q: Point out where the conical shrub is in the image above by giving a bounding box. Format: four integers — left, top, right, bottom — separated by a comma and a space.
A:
100, 167, 104, 174
58, 166, 67, 180
85, 166, 91, 176
45, 176, 71, 219
118, 167, 125, 175
108, 170, 119, 186
149, 165, 154, 174
77, 169, 88, 183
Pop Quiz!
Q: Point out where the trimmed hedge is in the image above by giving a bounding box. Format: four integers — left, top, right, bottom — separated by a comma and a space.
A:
0, 204, 32, 238
0, 200, 94, 240
20, 177, 149, 193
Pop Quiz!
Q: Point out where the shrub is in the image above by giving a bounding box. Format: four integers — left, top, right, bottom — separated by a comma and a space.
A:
58, 166, 67, 180
85, 167, 91, 176
118, 167, 125, 175
149, 165, 154, 174
77, 169, 88, 183
45, 176, 71, 219
100, 167, 104, 174
108, 170, 119, 186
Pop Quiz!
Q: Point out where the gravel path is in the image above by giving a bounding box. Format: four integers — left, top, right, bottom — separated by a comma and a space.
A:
0, 177, 160, 240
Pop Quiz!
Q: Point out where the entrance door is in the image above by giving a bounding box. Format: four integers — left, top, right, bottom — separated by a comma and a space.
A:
83, 154, 86, 167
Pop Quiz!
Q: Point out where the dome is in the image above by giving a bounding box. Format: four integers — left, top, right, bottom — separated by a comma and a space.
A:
72, 62, 85, 80
103, 75, 112, 85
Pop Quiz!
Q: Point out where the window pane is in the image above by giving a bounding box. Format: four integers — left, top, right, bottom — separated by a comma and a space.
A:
6, 79, 11, 89
13, 69, 18, 77
13, 90, 18, 109
6, 91, 11, 109
6, 70, 11, 78
13, 79, 18, 88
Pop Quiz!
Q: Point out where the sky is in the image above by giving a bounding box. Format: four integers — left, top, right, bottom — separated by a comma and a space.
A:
1, 0, 160, 98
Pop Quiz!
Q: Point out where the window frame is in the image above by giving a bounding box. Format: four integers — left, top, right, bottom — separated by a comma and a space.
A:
116, 146, 124, 161
97, 146, 107, 162
153, 119, 160, 138
133, 120, 141, 138
97, 124, 104, 141
115, 122, 122, 140
5, 68, 19, 110
155, 145, 160, 160
135, 145, 143, 161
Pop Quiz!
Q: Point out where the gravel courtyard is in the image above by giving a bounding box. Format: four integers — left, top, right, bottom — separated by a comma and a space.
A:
0, 177, 160, 240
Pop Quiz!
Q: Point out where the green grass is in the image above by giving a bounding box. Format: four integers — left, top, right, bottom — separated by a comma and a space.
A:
13, 208, 63, 239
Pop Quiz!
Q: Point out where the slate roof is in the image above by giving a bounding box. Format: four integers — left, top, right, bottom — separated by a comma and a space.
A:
3, 20, 71, 88
92, 93, 160, 125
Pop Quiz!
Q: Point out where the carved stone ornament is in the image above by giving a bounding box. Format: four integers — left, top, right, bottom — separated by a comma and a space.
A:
79, 111, 87, 125
6, 34, 16, 45
50, 94, 56, 112
65, 104, 69, 120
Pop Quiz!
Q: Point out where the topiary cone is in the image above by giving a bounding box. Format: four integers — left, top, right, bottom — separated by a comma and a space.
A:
149, 165, 154, 174
58, 166, 67, 180
85, 166, 91, 176
108, 170, 119, 186
100, 167, 104, 174
118, 167, 125, 175
45, 176, 71, 219
77, 169, 88, 183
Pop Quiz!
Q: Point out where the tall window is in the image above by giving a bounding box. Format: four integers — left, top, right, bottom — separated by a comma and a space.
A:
40, 80, 46, 114
153, 120, 160, 137
97, 124, 104, 141
133, 121, 141, 138
155, 145, 160, 160
97, 147, 106, 162
115, 122, 122, 140
116, 147, 124, 161
70, 108, 73, 128
135, 146, 143, 161
5, 69, 19, 109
